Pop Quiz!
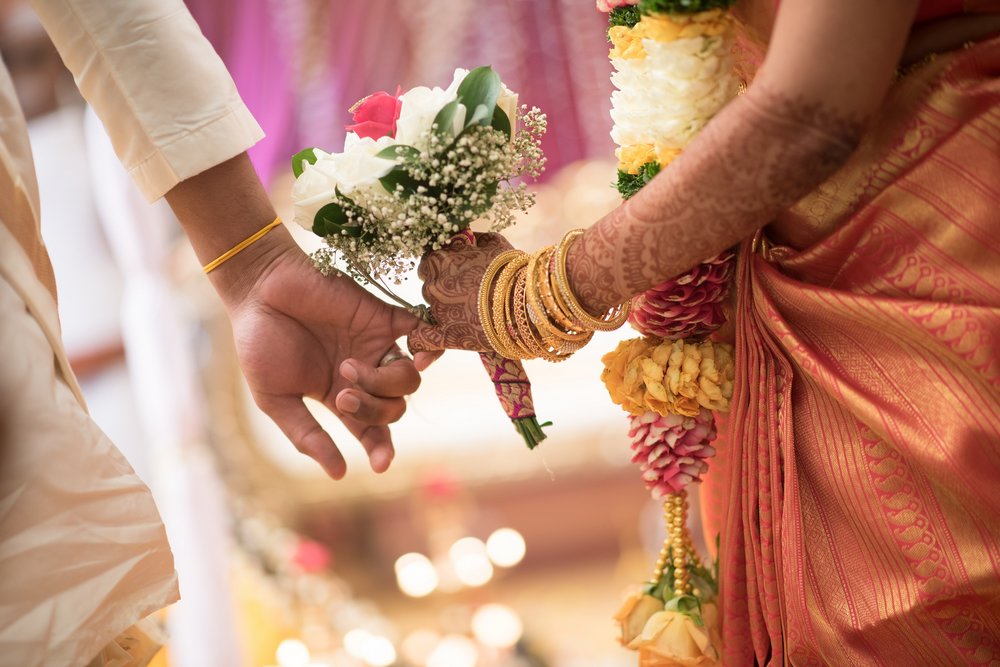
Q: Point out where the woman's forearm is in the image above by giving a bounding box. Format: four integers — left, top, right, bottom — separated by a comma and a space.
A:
567, 84, 866, 313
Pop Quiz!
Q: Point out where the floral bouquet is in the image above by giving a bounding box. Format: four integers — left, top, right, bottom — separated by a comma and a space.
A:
290, 66, 550, 447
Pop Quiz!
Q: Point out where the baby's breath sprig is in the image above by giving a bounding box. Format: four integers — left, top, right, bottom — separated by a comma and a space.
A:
312, 105, 546, 290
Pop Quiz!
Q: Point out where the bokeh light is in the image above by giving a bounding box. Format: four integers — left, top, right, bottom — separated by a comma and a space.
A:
486, 528, 526, 568
394, 552, 439, 597
276, 638, 311, 667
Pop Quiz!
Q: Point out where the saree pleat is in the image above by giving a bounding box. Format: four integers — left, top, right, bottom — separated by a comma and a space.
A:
710, 35, 1000, 665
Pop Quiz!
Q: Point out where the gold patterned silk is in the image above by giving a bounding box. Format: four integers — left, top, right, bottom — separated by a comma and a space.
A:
704, 36, 1000, 664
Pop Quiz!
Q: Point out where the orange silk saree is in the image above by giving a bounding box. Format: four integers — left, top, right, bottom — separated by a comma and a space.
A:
705, 35, 1000, 665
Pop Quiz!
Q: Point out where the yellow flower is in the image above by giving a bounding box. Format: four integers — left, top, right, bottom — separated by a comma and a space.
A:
630, 609, 720, 666
601, 338, 735, 417
613, 591, 665, 646
616, 144, 682, 174
609, 12, 732, 60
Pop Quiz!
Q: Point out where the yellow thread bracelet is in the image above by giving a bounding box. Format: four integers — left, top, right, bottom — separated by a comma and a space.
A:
202, 216, 283, 274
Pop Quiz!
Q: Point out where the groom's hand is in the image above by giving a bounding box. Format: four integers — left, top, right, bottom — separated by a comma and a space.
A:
219, 233, 423, 478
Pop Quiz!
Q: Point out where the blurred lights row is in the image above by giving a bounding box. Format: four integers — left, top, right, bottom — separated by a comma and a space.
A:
394, 528, 526, 598
275, 603, 523, 667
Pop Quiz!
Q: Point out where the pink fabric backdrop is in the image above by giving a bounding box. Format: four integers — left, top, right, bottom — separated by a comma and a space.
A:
185, 0, 615, 189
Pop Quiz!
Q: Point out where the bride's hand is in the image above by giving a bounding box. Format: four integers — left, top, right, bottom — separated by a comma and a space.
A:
407, 232, 514, 366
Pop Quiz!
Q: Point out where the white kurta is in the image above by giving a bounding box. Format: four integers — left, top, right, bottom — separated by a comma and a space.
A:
0, 1, 263, 664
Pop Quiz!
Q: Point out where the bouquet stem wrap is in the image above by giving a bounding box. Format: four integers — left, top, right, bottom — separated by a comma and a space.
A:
448, 229, 548, 449
478, 353, 548, 449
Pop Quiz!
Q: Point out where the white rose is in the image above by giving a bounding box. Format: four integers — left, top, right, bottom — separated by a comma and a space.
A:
291, 149, 339, 230
394, 85, 460, 148
331, 134, 397, 193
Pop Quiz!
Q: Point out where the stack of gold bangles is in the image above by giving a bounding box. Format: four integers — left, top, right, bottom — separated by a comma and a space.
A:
478, 229, 630, 361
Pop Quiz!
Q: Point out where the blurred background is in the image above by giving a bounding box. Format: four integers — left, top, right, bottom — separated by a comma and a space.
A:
0, 1, 695, 665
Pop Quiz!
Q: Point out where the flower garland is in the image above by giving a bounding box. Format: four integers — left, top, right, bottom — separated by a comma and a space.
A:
596, 0, 739, 664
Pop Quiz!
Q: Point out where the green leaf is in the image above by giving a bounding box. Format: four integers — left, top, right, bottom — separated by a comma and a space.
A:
378, 167, 421, 196
455, 66, 500, 128
662, 594, 703, 618
313, 201, 363, 238
491, 106, 512, 140
608, 5, 641, 32
638, 0, 735, 14
291, 148, 318, 178
616, 161, 662, 199
375, 144, 421, 162
467, 103, 492, 128
432, 98, 461, 137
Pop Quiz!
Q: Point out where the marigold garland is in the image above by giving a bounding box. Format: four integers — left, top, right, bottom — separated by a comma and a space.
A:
597, 0, 739, 663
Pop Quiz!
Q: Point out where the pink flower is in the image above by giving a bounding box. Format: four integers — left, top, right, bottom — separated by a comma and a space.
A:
291, 539, 331, 573
629, 249, 736, 340
597, 0, 639, 12
628, 409, 717, 497
346, 87, 403, 140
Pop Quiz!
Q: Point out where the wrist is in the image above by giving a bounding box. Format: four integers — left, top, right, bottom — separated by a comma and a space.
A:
205, 223, 300, 310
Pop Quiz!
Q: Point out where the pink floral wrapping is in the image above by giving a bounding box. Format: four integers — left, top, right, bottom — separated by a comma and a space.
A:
628, 250, 736, 341
479, 353, 537, 419
628, 409, 717, 497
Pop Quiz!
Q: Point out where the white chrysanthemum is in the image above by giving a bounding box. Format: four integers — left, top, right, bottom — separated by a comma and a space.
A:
610, 35, 738, 151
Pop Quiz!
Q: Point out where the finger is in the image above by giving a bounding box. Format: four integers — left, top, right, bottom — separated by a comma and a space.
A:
337, 416, 395, 473
255, 393, 347, 479
341, 357, 421, 398
335, 388, 407, 425
407, 321, 446, 353
413, 350, 444, 372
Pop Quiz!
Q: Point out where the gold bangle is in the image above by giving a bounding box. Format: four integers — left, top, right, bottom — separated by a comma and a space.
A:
535, 247, 583, 334
202, 216, 283, 274
478, 250, 524, 358
511, 266, 563, 362
493, 253, 533, 359
554, 229, 631, 332
526, 246, 592, 349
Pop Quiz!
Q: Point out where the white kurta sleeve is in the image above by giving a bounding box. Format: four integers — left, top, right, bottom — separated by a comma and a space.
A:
29, 0, 264, 201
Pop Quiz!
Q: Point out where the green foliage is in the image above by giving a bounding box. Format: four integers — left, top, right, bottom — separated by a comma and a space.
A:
312, 194, 373, 242
608, 5, 641, 32
492, 106, 512, 140
639, 0, 735, 14
291, 148, 317, 178
616, 161, 662, 199
375, 145, 420, 162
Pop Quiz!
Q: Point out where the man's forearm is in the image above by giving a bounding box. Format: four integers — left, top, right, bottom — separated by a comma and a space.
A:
567, 84, 865, 313
165, 153, 292, 306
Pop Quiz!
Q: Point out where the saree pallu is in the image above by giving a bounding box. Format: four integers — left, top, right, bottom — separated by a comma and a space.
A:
709, 36, 1000, 665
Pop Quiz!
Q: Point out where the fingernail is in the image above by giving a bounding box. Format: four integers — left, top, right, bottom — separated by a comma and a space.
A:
339, 393, 360, 414
340, 361, 359, 383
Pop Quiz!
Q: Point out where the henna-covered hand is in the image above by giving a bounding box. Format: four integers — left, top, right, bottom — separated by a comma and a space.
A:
407, 232, 515, 355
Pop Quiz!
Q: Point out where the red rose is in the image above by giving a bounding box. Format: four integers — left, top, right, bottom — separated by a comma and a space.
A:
345, 87, 403, 140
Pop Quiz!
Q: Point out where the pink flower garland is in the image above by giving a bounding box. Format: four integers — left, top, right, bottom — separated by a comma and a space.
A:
628, 249, 735, 340
628, 409, 717, 497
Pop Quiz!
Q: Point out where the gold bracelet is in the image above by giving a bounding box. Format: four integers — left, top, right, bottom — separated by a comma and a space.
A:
511, 266, 564, 362
493, 253, 533, 359
534, 247, 584, 334
202, 216, 283, 274
478, 250, 525, 358
526, 246, 592, 350
553, 229, 631, 332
